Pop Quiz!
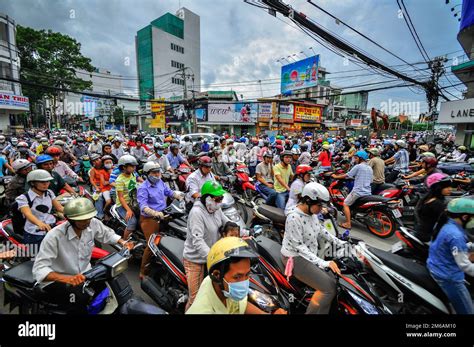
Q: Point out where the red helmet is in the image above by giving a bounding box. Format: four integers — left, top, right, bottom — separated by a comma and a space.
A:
275, 145, 284, 151
45, 146, 62, 156
318, 138, 323, 143
422, 156, 438, 169
276, 139, 282, 145
285, 140, 290, 144
199, 156, 212, 167
296, 165, 313, 175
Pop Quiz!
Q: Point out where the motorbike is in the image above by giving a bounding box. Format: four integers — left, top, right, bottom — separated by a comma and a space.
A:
354, 242, 473, 314
78, 155, 92, 184
140, 232, 289, 314
1, 246, 166, 314
0, 175, 12, 215
162, 171, 180, 192
245, 233, 391, 314
328, 178, 403, 238
391, 226, 429, 263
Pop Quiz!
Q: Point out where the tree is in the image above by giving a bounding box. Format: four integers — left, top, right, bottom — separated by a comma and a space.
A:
16, 25, 95, 127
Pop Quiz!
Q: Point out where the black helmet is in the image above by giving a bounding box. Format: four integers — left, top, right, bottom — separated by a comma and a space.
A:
280, 150, 293, 159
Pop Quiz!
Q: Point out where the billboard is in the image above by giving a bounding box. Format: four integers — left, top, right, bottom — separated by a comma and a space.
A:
281, 55, 319, 95
208, 103, 257, 123
258, 103, 273, 120
294, 104, 322, 123
165, 103, 207, 123
460, 0, 474, 31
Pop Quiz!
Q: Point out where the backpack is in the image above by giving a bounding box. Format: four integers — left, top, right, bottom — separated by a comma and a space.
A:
10, 193, 33, 235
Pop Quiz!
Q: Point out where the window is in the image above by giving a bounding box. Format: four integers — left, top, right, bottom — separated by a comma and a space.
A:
171, 60, 184, 69
170, 42, 184, 54
172, 77, 185, 86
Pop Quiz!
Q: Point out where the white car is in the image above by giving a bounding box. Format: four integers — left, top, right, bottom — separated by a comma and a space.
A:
180, 133, 219, 146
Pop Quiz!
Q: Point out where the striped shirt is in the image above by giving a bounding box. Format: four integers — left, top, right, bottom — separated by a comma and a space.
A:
347, 162, 373, 196
393, 149, 410, 173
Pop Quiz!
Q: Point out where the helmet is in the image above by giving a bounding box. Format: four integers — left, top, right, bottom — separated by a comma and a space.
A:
419, 144, 429, 152
263, 151, 273, 158
291, 148, 301, 155
421, 156, 438, 169
199, 156, 212, 167
153, 142, 163, 150
368, 148, 380, 156
76, 137, 84, 143
102, 142, 112, 148
26, 169, 54, 183
64, 197, 97, 221
201, 180, 226, 197
426, 173, 451, 189
275, 145, 284, 151
317, 138, 323, 143
301, 182, 330, 202
240, 137, 246, 143
90, 153, 101, 162
447, 198, 474, 215
322, 144, 330, 150
35, 154, 54, 165
184, 136, 190, 142
170, 144, 179, 151
212, 148, 223, 156
355, 141, 361, 147
420, 151, 436, 158
17, 141, 28, 148
296, 165, 313, 175
280, 150, 293, 159
12, 159, 33, 172
354, 150, 369, 161
45, 146, 62, 156
395, 140, 406, 148
143, 161, 162, 174
458, 146, 467, 151
54, 140, 66, 146
300, 144, 308, 151
203, 138, 208, 143
207, 237, 257, 273
101, 155, 114, 162
117, 155, 138, 167
11, 138, 18, 145
328, 138, 334, 144
276, 139, 282, 145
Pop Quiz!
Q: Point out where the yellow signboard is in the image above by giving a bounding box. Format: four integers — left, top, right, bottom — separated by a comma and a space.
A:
294, 105, 322, 123
151, 98, 165, 113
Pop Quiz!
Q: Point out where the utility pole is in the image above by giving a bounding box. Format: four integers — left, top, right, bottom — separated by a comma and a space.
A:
426, 56, 447, 140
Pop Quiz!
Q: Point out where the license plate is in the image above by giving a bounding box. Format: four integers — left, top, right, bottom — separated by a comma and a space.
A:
392, 209, 402, 218
404, 195, 411, 203
391, 241, 404, 253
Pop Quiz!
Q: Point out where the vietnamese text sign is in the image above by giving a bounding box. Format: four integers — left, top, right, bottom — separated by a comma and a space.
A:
294, 105, 322, 123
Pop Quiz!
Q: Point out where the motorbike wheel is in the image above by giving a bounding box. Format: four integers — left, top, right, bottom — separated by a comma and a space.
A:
366, 209, 396, 238
252, 195, 266, 207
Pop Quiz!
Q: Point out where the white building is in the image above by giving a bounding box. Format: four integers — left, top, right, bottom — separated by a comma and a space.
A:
0, 13, 29, 133
135, 7, 201, 101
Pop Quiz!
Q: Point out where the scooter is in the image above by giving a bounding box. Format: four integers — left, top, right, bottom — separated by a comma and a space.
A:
354, 242, 471, 314
1, 246, 166, 314
246, 233, 391, 314
140, 233, 289, 314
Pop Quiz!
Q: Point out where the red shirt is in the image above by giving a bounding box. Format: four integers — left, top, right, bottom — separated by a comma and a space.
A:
318, 151, 332, 167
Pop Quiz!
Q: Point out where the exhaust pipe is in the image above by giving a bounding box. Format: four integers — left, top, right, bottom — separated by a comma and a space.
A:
141, 276, 173, 311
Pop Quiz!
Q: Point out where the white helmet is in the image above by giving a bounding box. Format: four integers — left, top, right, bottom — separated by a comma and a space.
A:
11, 137, 18, 145
301, 182, 330, 202
143, 161, 162, 174
395, 140, 406, 148
291, 148, 301, 155
12, 159, 33, 172
27, 169, 54, 183
117, 155, 138, 168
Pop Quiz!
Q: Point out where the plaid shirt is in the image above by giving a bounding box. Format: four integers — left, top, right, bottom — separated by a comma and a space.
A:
347, 162, 373, 196
393, 149, 410, 173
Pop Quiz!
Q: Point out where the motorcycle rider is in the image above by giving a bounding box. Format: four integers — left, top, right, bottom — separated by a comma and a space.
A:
112, 138, 125, 159
211, 148, 232, 181
255, 151, 277, 206
182, 136, 193, 155
88, 136, 102, 155
185, 156, 216, 206
183, 181, 229, 311
273, 150, 294, 210
427, 198, 474, 314
402, 156, 442, 186
317, 144, 332, 173
281, 182, 345, 314
367, 148, 386, 194
222, 140, 238, 167
247, 140, 260, 177
137, 162, 185, 279
46, 146, 83, 183
16, 169, 64, 245
414, 173, 453, 242
332, 151, 373, 230
5, 159, 34, 206
285, 165, 313, 215
167, 143, 190, 170
130, 137, 148, 162
447, 146, 468, 163
148, 143, 173, 173
298, 144, 312, 166
35, 154, 77, 196
187, 237, 286, 314
115, 155, 139, 240
290, 148, 301, 173
101, 142, 118, 164
385, 140, 410, 183
32, 198, 133, 313
72, 137, 89, 173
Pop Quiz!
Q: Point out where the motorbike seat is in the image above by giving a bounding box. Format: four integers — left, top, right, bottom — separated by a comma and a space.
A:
353, 195, 393, 207
368, 247, 446, 300
159, 236, 185, 273
3, 260, 37, 289
378, 183, 397, 190
257, 205, 286, 225
255, 236, 286, 274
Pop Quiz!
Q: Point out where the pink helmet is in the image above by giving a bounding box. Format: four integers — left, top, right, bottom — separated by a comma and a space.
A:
426, 173, 449, 189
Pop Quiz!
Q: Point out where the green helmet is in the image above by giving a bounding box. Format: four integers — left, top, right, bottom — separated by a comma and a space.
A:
201, 180, 226, 197
64, 197, 98, 221
447, 198, 474, 215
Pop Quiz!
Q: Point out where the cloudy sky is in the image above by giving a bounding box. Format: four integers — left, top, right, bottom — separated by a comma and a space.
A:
1, 0, 467, 116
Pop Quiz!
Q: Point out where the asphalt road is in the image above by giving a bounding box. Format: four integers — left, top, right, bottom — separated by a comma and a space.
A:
0, 206, 397, 314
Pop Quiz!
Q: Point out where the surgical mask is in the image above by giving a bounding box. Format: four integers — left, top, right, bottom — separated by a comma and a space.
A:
223, 279, 250, 302
104, 163, 113, 170
205, 196, 222, 213
157, 150, 164, 156
148, 175, 161, 185
466, 217, 474, 230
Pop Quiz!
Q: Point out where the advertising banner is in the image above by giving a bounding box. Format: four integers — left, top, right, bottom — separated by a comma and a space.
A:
281, 55, 320, 95
258, 103, 273, 120
294, 104, 322, 123
0, 93, 29, 110
208, 103, 257, 123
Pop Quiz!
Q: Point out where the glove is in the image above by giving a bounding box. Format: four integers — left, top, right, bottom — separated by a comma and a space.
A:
154, 211, 165, 220
173, 191, 185, 201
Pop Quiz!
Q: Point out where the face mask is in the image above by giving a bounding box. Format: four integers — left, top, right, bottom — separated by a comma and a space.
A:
466, 217, 474, 230
157, 151, 164, 156
205, 196, 222, 213
223, 279, 250, 302
148, 175, 161, 184
104, 163, 113, 169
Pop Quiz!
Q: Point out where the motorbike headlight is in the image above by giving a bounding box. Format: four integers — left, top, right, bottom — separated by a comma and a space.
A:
248, 288, 279, 313
347, 290, 380, 314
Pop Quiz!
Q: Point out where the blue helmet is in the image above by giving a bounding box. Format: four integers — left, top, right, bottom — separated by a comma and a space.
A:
355, 150, 369, 161
383, 140, 391, 145
355, 141, 361, 147
36, 154, 54, 165
240, 137, 246, 143
328, 138, 334, 144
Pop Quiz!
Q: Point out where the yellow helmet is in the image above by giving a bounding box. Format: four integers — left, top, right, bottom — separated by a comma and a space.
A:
207, 237, 257, 273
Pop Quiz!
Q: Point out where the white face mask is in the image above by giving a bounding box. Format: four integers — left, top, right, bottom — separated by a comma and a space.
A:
205, 196, 222, 214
